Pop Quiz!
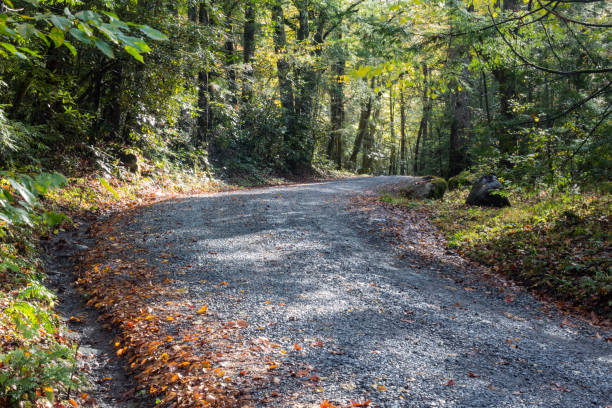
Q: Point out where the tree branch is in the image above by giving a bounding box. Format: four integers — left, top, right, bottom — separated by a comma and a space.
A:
488, 6, 612, 75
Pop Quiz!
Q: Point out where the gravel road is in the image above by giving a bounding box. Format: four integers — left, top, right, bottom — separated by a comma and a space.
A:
111, 176, 610, 407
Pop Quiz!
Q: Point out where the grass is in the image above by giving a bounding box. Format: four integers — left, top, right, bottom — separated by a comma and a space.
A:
381, 189, 612, 320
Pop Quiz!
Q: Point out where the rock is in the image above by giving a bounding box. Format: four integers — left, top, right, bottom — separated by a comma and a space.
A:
400, 176, 447, 200
118, 151, 138, 173
466, 175, 510, 207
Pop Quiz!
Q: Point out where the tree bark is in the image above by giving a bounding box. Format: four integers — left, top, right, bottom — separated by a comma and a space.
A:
327, 39, 345, 170
242, 0, 256, 101
399, 78, 407, 175
349, 79, 373, 169
388, 86, 397, 175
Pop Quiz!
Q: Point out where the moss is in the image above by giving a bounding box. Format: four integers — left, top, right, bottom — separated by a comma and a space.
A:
428, 176, 447, 200
400, 176, 447, 200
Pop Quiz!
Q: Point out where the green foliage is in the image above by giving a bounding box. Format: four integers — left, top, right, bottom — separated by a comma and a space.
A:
448, 170, 475, 191
426, 188, 612, 317
0, 344, 79, 405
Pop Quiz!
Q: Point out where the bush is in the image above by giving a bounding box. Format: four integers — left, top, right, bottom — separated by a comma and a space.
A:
447, 170, 475, 191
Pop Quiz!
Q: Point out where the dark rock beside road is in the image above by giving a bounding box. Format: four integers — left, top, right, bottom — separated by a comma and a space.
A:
466, 175, 510, 207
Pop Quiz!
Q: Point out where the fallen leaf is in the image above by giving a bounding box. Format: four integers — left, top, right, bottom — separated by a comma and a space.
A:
446, 379, 456, 386
196, 305, 208, 314
468, 371, 479, 378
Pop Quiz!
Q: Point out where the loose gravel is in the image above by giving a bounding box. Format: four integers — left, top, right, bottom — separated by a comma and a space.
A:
84, 176, 612, 407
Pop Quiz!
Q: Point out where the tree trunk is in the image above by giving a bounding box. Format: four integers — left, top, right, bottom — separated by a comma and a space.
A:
224, 3, 238, 106
349, 79, 373, 169
388, 86, 397, 175
242, 0, 256, 102
195, 3, 213, 146
361, 83, 381, 174
272, 1, 295, 147
327, 41, 345, 170
399, 78, 407, 175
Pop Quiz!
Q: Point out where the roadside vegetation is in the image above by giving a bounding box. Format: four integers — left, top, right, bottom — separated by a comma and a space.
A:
381, 186, 611, 320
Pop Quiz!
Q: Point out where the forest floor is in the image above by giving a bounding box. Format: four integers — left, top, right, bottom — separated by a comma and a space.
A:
48, 176, 611, 408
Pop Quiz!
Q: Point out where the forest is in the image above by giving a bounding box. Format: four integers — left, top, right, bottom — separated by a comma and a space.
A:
1, 0, 609, 181
0, 0, 610, 406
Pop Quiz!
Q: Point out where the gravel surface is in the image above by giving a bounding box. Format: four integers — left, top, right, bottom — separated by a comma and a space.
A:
83, 176, 611, 407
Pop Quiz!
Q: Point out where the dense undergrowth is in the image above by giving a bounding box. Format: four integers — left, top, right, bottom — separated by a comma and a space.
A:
382, 188, 612, 320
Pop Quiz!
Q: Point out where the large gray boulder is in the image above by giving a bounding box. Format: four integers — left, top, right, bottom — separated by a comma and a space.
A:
466, 175, 510, 207
400, 176, 447, 200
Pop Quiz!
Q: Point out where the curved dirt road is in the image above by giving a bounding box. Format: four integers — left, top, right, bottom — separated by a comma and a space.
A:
101, 176, 609, 407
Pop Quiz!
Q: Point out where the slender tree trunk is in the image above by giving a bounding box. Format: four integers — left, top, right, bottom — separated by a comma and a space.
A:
224, 2, 238, 106
272, 1, 295, 147
242, 0, 256, 102
349, 79, 373, 169
414, 64, 430, 174
446, 8, 471, 177
413, 121, 423, 175
327, 40, 345, 170
195, 3, 213, 146
399, 78, 407, 175
481, 70, 491, 125
361, 81, 380, 174
388, 87, 397, 175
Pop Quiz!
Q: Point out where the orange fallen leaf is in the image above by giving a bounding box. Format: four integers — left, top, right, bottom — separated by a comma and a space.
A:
351, 401, 371, 407
196, 305, 208, 314
377, 385, 387, 391
69, 399, 78, 407
294, 343, 302, 350
320, 401, 336, 408
236, 320, 248, 328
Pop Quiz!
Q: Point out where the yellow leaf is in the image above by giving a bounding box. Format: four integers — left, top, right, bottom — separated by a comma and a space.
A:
170, 373, 179, 382
166, 316, 175, 321
196, 305, 208, 314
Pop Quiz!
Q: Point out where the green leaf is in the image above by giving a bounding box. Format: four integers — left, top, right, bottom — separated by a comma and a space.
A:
124, 45, 144, 63
63, 40, 77, 56
69, 27, 92, 45
8, 178, 36, 207
138, 25, 168, 41
49, 27, 65, 47
0, 42, 27, 59
75, 10, 96, 23
50, 15, 71, 31
94, 37, 114, 58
